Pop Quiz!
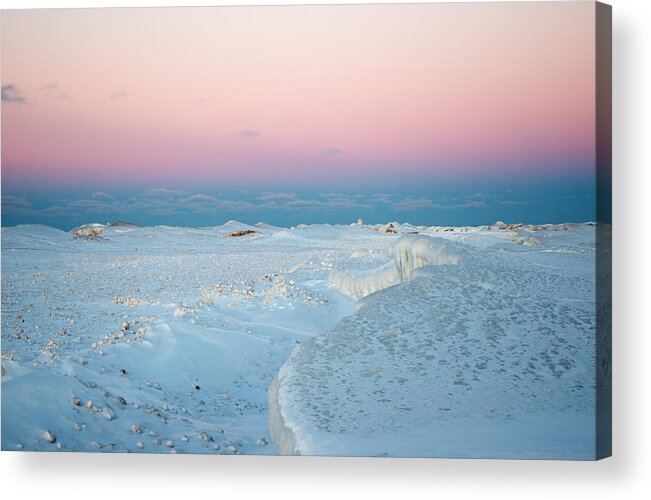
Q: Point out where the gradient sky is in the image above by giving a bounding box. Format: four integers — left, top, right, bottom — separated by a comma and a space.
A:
1, 2, 600, 229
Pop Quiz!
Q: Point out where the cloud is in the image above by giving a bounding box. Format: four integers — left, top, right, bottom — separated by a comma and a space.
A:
38, 196, 177, 218
239, 129, 261, 139
393, 197, 487, 212
30, 198, 122, 218
2, 195, 32, 208
280, 197, 372, 211
41, 83, 59, 92
91, 191, 114, 201
65, 199, 122, 214
178, 194, 260, 213
322, 148, 345, 156
40, 205, 69, 216
177, 192, 370, 213
393, 197, 441, 212
453, 201, 486, 209
256, 192, 298, 202
1, 84, 26, 103
109, 91, 127, 100
179, 194, 221, 206
40, 83, 71, 101
11, 190, 460, 222
144, 206, 177, 216
128, 198, 176, 216
215, 200, 259, 212
500, 200, 526, 206
1, 195, 33, 214
144, 188, 187, 198
369, 193, 394, 204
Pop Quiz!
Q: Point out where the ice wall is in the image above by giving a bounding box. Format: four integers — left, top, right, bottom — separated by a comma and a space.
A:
329, 235, 460, 299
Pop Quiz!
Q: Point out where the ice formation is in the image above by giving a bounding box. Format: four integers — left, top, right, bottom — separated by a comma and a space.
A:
270, 224, 605, 458
329, 235, 460, 299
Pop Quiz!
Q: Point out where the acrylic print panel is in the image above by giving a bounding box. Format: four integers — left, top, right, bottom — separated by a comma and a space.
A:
0, 1, 611, 459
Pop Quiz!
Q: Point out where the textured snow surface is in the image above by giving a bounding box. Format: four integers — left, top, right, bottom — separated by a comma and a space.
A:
270, 224, 604, 459
1, 222, 605, 458
1, 223, 392, 453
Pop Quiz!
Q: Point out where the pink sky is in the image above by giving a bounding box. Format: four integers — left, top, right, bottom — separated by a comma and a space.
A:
1, 2, 596, 185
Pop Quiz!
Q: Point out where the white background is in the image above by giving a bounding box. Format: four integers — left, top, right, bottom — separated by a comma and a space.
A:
0, 0, 649, 498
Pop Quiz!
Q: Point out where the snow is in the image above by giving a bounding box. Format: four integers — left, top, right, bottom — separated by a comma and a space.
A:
1, 221, 606, 459
1, 222, 391, 453
269, 223, 605, 459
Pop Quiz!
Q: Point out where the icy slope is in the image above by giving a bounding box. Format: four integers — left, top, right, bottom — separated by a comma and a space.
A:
270, 225, 601, 458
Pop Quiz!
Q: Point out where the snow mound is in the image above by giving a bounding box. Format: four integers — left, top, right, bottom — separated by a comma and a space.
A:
70, 223, 107, 232
330, 235, 460, 299
218, 220, 261, 233
1, 224, 72, 250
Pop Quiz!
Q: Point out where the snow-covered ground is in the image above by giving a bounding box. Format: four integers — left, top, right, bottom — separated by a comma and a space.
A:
1, 221, 605, 458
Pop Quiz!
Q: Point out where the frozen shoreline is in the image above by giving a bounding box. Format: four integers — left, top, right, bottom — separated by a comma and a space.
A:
269, 224, 603, 459
2, 221, 603, 457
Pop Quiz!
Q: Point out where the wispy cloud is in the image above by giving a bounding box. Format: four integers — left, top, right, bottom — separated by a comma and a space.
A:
239, 129, 261, 139
178, 194, 259, 213
369, 193, 394, 204
1, 195, 33, 214
144, 188, 187, 198
500, 200, 527, 206
109, 91, 127, 100
1, 84, 26, 103
40, 83, 71, 101
36, 196, 176, 218
322, 148, 345, 156
41, 83, 59, 92
179, 194, 221, 206
2, 195, 32, 208
128, 199, 176, 215
454, 201, 486, 209
256, 192, 297, 202
393, 197, 487, 212
91, 191, 114, 201
65, 199, 123, 214
393, 197, 441, 212
215, 199, 259, 212
280, 197, 371, 211
179, 192, 370, 212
